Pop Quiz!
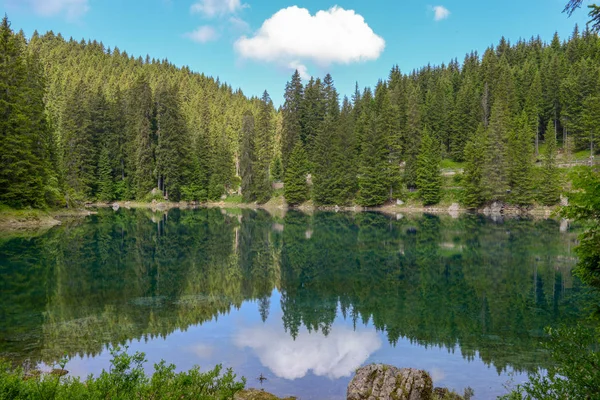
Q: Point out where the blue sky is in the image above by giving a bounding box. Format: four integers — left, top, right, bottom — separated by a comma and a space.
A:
2, 0, 591, 106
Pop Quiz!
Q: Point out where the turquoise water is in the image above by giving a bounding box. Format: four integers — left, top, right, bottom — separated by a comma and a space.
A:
0, 208, 591, 398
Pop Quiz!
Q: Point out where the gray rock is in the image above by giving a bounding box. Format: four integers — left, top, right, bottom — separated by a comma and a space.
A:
347, 364, 433, 400
396, 199, 405, 206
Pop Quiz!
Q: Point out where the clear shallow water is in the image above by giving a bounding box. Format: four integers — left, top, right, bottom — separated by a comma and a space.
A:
0, 208, 593, 399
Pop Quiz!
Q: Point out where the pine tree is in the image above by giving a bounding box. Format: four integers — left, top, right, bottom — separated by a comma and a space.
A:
61, 81, 96, 201
312, 73, 340, 205
127, 75, 156, 198
482, 100, 510, 202
462, 125, 488, 208
155, 83, 192, 201
507, 112, 535, 205
416, 128, 442, 205
0, 16, 48, 207
539, 120, 561, 205
97, 145, 114, 202
281, 70, 304, 169
332, 96, 357, 204
357, 99, 389, 207
403, 83, 422, 189
271, 156, 283, 182
254, 90, 274, 204
240, 110, 256, 202
301, 77, 325, 167
284, 141, 308, 206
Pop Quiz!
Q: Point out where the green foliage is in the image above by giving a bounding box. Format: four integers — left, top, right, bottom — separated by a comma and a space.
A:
416, 128, 443, 205
539, 120, 561, 205
284, 142, 308, 206
2, 15, 600, 210
462, 126, 487, 208
501, 325, 600, 399
97, 146, 114, 202
271, 156, 283, 182
254, 91, 274, 204
561, 166, 600, 287
0, 346, 246, 399
507, 112, 535, 206
240, 110, 256, 203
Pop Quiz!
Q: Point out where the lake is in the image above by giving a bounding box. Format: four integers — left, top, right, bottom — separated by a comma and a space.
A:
0, 208, 593, 399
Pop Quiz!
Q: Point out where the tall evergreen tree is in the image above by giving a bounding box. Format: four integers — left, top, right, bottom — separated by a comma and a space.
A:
403, 83, 422, 189
462, 125, 488, 208
507, 112, 535, 205
284, 141, 309, 206
254, 90, 274, 204
155, 83, 192, 201
127, 75, 156, 199
539, 120, 562, 205
0, 16, 48, 207
482, 100, 510, 202
240, 110, 256, 202
312, 74, 341, 205
281, 70, 304, 169
416, 128, 443, 205
357, 97, 389, 207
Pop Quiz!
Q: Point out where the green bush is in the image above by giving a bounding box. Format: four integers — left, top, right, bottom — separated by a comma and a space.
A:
500, 325, 600, 399
0, 346, 246, 400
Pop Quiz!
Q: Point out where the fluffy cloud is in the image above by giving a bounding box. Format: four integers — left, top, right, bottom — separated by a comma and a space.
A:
234, 325, 381, 380
20, 0, 89, 20
288, 61, 310, 80
184, 26, 219, 43
235, 6, 385, 76
191, 0, 246, 17
433, 6, 450, 21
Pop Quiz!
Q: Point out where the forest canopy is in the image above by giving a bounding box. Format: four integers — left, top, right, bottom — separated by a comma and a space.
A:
1, 15, 599, 209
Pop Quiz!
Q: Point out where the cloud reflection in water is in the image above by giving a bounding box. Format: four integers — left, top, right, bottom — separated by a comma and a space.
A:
234, 325, 381, 380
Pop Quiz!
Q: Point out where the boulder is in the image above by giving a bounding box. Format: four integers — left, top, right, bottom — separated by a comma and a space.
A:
347, 364, 433, 400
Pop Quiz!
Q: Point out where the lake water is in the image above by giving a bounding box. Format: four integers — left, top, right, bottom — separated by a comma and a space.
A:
0, 208, 592, 399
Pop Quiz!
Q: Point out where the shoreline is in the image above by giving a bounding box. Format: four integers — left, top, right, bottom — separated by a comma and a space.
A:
0, 199, 562, 232
90, 198, 561, 219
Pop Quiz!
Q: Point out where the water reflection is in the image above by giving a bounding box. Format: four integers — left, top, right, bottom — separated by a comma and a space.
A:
235, 323, 381, 380
0, 208, 595, 398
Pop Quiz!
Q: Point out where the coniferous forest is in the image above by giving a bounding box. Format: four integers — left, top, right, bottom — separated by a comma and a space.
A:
1, 15, 600, 209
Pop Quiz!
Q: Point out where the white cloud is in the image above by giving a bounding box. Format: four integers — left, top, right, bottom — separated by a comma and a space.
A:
433, 6, 450, 21
21, 0, 89, 20
184, 26, 219, 43
234, 325, 381, 380
288, 61, 310, 80
235, 6, 385, 77
191, 0, 246, 17
229, 16, 250, 33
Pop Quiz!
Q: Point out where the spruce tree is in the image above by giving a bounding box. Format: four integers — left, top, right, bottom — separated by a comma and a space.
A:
462, 125, 488, 208
0, 16, 48, 207
539, 120, 561, 205
254, 90, 274, 204
416, 128, 443, 205
97, 145, 114, 202
482, 100, 510, 202
127, 75, 156, 199
281, 70, 304, 169
284, 141, 309, 206
312, 73, 340, 205
403, 83, 422, 190
240, 110, 256, 202
357, 99, 389, 207
155, 83, 192, 201
507, 112, 535, 206
332, 96, 357, 204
